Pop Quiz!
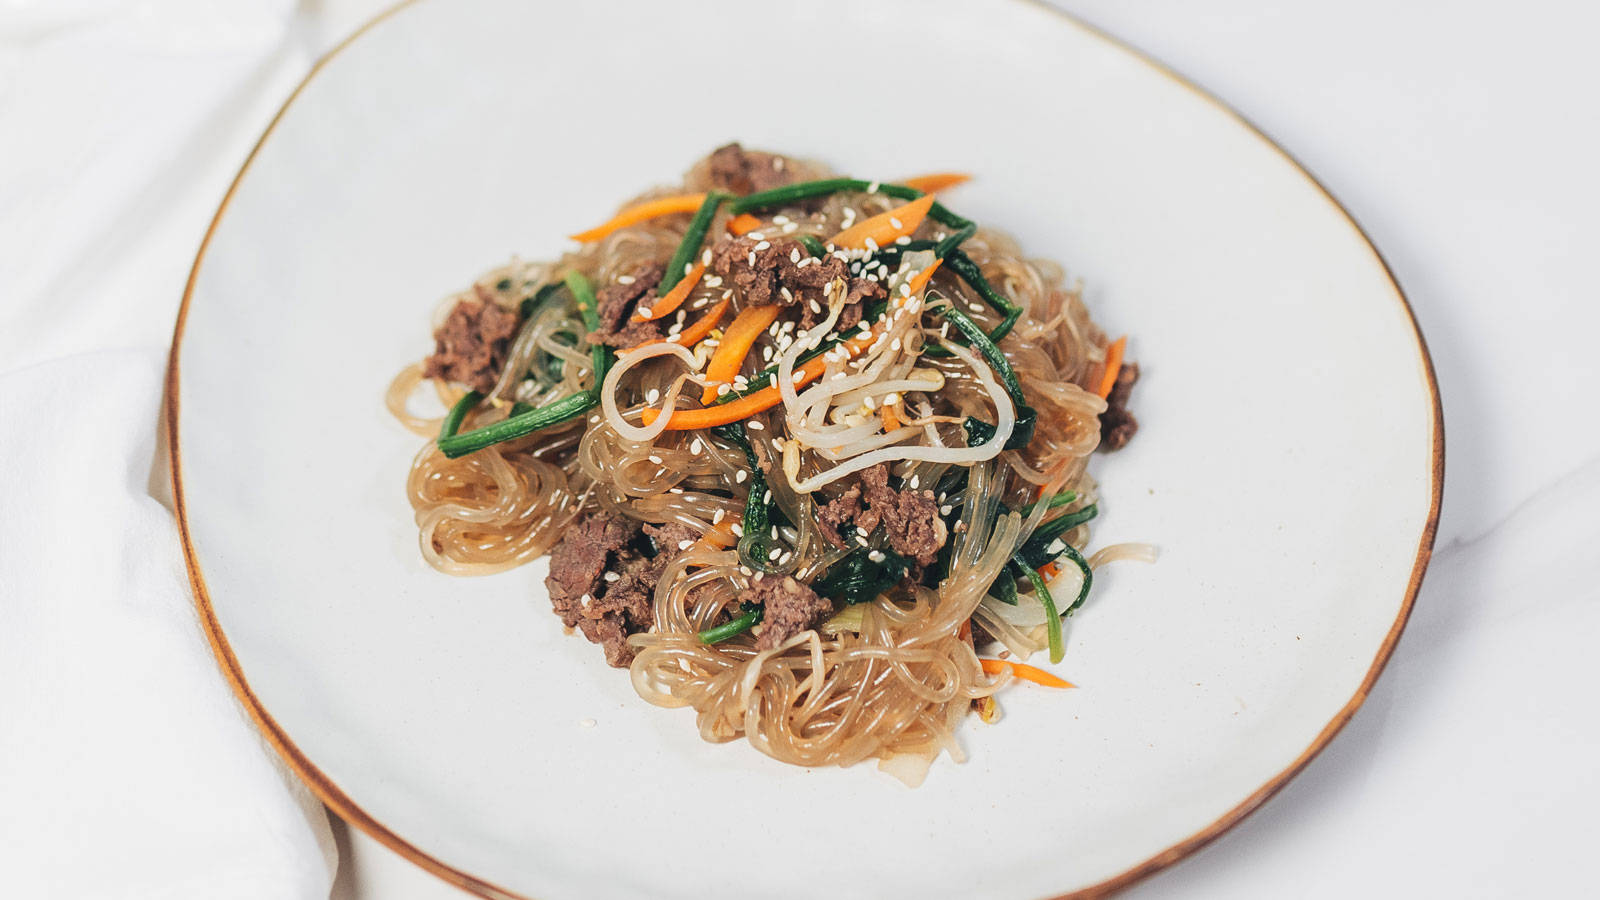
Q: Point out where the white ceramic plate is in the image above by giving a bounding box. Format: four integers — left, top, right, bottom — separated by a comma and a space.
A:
167, 1, 1442, 897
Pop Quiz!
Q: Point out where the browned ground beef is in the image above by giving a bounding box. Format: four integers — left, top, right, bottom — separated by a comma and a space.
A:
707, 143, 798, 195
590, 261, 666, 349
545, 513, 699, 666
1098, 360, 1140, 451
423, 297, 520, 392
815, 464, 946, 567
708, 235, 881, 331
744, 576, 832, 650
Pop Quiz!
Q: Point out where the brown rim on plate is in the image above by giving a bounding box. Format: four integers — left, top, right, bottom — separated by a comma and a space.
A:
164, 2, 1444, 897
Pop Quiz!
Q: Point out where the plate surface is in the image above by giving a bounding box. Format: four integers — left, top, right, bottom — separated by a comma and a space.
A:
168, 1, 1441, 897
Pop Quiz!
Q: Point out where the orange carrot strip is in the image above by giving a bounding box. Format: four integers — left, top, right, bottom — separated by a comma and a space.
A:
880, 404, 901, 432
641, 317, 888, 429
629, 295, 729, 352
701, 305, 783, 403
635, 261, 705, 322
900, 172, 971, 194
726, 213, 762, 236
980, 658, 1075, 689
829, 194, 935, 250
906, 258, 943, 296
569, 193, 707, 243
1095, 335, 1127, 399
1037, 561, 1062, 580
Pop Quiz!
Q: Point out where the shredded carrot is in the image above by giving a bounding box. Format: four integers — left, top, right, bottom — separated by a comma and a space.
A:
726, 213, 762, 236
880, 403, 902, 432
641, 316, 888, 429
906, 258, 942, 295
980, 658, 1075, 689
829, 194, 935, 250
1095, 335, 1127, 399
1037, 561, 1062, 580
570, 193, 707, 243
629, 295, 729, 352
701, 305, 783, 402
957, 619, 973, 642
635, 261, 705, 322
899, 172, 971, 194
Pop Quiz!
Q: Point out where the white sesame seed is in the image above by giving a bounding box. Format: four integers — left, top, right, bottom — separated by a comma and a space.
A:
769, 547, 782, 561
779, 551, 793, 564
580, 593, 593, 607
866, 181, 880, 193
773, 215, 790, 224
867, 550, 886, 563
780, 287, 793, 302
739, 565, 753, 577
636, 305, 653, 317
908, 474, 919, 488
862, 395, 876, 410
895, 236, 911, 246
705, 275, 723, 287
669, 487, 683, 494
748, 232, 765, 241
717, 384, 731, 396
770, 526, 779, 540
732, 523, 744, 537
885, 392, 901, 405
735, 470, 748, 483
648, 454, 662, 464
855, 534, 869, 547
701, 248, 712, 265
679, 539, 694, 550
646, 389, 660, 403
748, 251, 757, 266
712, 508, 726, 524
940, 505, 953, 516
889, 217, 903, 230
789, 248, 801, 264
969, 302, 984, 312
747, 420, 764, 431
618, 275, 635, 285
792, 371, 806, 385
763, 489, 772, 503
604, 571, 620, 582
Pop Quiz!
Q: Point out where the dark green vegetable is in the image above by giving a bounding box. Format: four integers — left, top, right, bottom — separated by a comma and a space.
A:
495, 277, 512, 292
439, 390, 483, 440
437, 391, 593, 458
934, 223, 977, 259
659, 191, 729, 295
437, 272, 609, 459
698, 604, 762, 644
795, 233, 827, 258
509, 401, 533, 417
519, 281, 565, 319
944, 249, 1022, 342
728, 178, 971, 230
1015, 503, 1098, 569
711, 423, 785, 574
1057, 541, 1094, 616
812, 546, 910, 606
564, 271, 611, 386
1017, 556, 1065, 662
1017, 490, 1078, 519
991, 569, 1020, 606
939, 307, 1036, 449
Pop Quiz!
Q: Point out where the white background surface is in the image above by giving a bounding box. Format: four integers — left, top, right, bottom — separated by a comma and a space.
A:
3, 0, 1595, 897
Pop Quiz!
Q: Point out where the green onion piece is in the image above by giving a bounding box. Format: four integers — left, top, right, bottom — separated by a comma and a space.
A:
934, 223, 977, 259
796, 233, 826, 258
1018, 555, 1065, 663
698, 605, 762, 644
945, 250, 1021, 317
519, 281, 565, 319
437, 390, 594, 459
509, 401, 534, 417
659, 191, 728, 295
563, 270, 611, 386
439, 390, 483, 440
1017, 490, 1079, 518
1058, 542, 1094, 616
728, 178, 970, 229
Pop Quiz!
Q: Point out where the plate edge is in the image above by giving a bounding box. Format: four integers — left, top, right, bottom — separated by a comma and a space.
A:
160, 2, 1447, 898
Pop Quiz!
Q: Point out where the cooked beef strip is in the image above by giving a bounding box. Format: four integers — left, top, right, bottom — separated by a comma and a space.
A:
708, 234, 880, 331
814, 464, 946, 567
423, 297, 521, 393
744, 575, 833, 650
590, 261, 666, 349
707, 142, 799, 196
545, 513, 699, 667
1098, 360, 1140, 451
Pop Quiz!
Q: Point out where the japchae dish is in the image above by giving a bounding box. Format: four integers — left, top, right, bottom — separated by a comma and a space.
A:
388, 145, 1146, 784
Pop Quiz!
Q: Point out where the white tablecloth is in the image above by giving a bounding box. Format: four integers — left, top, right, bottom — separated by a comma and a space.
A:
2, 1, 1593, 896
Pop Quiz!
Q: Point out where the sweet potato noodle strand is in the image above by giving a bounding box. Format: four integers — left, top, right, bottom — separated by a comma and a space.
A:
391, 150, 1122, 781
